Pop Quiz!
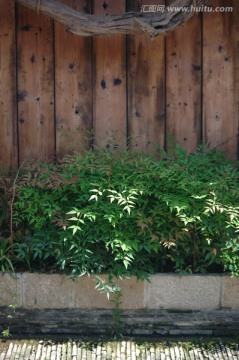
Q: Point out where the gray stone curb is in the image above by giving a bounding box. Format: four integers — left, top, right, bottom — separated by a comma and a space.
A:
1, 273, 238, 311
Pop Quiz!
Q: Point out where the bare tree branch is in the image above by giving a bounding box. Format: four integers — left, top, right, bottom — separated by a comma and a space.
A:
13, 0, 209, 37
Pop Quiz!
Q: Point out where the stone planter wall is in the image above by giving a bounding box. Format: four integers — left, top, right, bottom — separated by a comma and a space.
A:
1, 273, 239, 310
0, 273, 239, 336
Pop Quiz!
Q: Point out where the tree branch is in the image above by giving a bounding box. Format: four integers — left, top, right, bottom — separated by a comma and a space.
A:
13, 0, 209, 37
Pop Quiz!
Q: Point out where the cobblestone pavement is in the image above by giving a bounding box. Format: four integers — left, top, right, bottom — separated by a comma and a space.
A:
0, 339, 239, 360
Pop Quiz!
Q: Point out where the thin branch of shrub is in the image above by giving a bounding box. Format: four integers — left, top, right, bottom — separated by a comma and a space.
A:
9, 162, 24, 252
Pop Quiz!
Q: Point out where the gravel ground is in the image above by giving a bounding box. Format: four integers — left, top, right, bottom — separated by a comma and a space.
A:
0, 338, 239, 359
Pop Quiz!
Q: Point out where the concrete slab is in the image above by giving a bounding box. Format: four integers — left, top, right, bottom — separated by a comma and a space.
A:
0, 273, 21, 306
221, 275, 239, 309
145, 274, 221, 310
0, 272, 231, 311
75, 275, 112, 309
21, 273, 75, 309
75, 275, 145, 309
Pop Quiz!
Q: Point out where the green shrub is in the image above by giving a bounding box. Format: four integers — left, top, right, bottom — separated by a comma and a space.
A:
0, 168, 13, 238
0, 238, 14, 272
2, 144, 239, 278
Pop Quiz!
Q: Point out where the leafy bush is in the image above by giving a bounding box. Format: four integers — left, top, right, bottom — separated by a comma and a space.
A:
0, 168, 13, 238
0, 238, 14, 272
1, 144, 239, 278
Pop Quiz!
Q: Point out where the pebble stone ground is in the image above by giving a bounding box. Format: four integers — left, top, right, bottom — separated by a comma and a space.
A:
0, 340, 239, 360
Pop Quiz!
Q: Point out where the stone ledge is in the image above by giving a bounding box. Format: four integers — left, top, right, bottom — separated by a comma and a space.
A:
221, 275, 239, 309
0, 273, 239, 310
146, 274, 221, 310
0, 308, 239, 337
0, 273, 21, 306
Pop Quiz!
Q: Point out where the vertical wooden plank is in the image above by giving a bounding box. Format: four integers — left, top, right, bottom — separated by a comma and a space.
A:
0, 0, 17, 169
166, 10, 202, 152
127, 0, 165, 152
93, 0, 126, 149
55, 0, 92, 158
17, 6, 54, 162
203, 0, 238, 159
232, 0, 239, 159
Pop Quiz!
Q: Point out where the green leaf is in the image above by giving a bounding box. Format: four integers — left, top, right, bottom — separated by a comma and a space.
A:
89, 194, 98, 201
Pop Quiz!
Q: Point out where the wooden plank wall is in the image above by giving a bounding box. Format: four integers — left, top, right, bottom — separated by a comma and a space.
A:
127, 0, 165, 152
93, 0, 127, 149
203, 0, 239, 159
55, 0, 92, 157
0, 0, 238, 169
166, 0, 202, 152
17, 4, 55, 163
0, 0, 17, 169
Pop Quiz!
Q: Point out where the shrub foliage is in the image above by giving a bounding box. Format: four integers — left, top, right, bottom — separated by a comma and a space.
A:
1, 144, 239, 278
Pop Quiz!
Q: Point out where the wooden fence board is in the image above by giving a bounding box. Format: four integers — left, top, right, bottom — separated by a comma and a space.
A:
55, 0, 92, 158
0, 0, 17, 169
166, 13, 202, 152
1, 1, 239, 169
127, 0, 165, 152
92, 0, 126, 149
17, 5, 54, 162
232, 0, 239, 157
203, 0, 238, 159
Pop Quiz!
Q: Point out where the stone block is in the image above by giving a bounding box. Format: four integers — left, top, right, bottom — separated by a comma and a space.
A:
0, 273, 21, 306
146, 274, 221, 310
169, 329, 213, 336
75, 275, 145, 309
221, 276, 239, 309
22, 273, 75, 309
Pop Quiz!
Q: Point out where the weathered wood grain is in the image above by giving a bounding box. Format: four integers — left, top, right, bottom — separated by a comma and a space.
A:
17, 5, 54, 161
93, 0, 127, 149
127, 0, 165, 152
0, 1, 17, 169
203, 0, 238, 159
55, 0, 92, 158
1, 0, 238, 170
232, 0, 239, 158
13, 0, 209, 37
166, 11, 202, 152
